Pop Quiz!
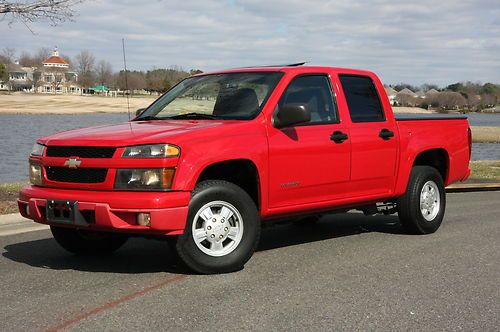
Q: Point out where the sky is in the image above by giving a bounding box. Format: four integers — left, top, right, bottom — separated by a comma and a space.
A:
2, 0, 500, 86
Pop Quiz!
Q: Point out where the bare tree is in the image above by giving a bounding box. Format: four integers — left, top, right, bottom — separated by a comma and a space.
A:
34, 47, 51, 65
395, 93, 418, 107
51, 67, 65, 93
146, 69, 168, 93
436, 92, 466, 110
74, 50, 95, 89
31, 70, 42, 93
115, 70, 146, 94
1, 47, 16, 64
0, 0, 85, 26
95, 60, 113, 86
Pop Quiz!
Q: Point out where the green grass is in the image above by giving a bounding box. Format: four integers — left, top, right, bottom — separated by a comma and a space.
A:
469, 160, 500, 180
0, 182, 27, 215
471, 126, 500, 143
0, 182, 26, 194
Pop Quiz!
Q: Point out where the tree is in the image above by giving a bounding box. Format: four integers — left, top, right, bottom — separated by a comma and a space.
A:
190, 69, 203, 75
0, 0, 85, 26
145, 68, 176, 93
95, 60, 113, 86
436, 91, 466, 110
33, 47, 51, 65
394, 83, 418, 92
420, 83, 438, 92
481, 83, 499, 95
1, 47, 16, 64
31, 70, 42, 93
395, 92, 418, 107
74, 50, 95, 89
0, 63, 8, 81
446, 82, 464, 92
115, 70, 146, 94
51, 67, 66, 93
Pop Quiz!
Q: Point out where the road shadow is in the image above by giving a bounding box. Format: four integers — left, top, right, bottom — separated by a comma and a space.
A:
2, 213, 403, 274
257, 212, 403, 252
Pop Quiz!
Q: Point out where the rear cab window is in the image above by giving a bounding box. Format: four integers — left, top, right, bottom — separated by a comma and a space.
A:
339, 75, 385, 123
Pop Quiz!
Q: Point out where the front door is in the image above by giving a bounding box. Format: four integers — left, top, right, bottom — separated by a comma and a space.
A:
268, 74, 351, 208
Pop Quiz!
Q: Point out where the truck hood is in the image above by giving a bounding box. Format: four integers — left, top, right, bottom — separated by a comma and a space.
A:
39, 120, 240, 147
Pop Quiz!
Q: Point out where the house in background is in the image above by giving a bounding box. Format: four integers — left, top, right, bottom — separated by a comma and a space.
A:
6, 48, 81, 94
8, 62, 35, 92
384, 86, 397, 105
36, 48, 81, 94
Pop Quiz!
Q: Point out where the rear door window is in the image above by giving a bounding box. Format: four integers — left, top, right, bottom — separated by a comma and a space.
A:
339, 75, 385, 122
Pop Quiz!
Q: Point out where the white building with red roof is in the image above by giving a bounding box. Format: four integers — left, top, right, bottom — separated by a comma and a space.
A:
6, 47, 81, 94
37, 47, 80, 94
42, 48, 70, 69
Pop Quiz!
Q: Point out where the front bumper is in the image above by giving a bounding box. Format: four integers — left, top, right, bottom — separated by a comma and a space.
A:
18, 185, 190, 235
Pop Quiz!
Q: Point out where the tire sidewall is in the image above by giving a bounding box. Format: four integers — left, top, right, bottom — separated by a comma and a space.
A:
409, 167, 446, 233
176, 181, 260, 273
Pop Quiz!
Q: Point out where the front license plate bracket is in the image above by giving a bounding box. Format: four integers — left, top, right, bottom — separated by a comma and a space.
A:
46, 200, 88, 226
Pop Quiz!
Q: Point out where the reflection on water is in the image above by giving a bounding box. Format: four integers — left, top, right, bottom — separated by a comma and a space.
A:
0, 113, 499, 183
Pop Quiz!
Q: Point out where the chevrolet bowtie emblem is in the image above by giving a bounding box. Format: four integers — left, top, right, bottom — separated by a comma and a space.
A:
64, 158, 82, 169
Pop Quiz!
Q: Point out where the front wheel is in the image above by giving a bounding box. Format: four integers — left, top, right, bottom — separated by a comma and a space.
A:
174, 180, 260, 274
397, 166, 446, 234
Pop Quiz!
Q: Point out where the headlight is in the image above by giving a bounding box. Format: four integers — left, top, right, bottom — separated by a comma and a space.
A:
29, 163, 43, 185
114, 168, 175, 190
122, 144, 180, 158
31, 143, 45, 156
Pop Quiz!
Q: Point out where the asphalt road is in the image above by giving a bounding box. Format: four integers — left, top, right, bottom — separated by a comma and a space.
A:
1, 191, 499, 331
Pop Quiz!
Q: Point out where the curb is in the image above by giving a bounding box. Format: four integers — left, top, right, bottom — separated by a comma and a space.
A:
0, 213, 30, 225
445, 183, 500, 193
0, 213, 49, 236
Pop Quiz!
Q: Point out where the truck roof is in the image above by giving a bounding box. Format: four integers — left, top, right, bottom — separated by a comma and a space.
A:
198, 65, 377, 78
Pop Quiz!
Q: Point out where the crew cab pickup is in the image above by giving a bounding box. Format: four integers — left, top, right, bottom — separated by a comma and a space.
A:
19, 65, 471, 274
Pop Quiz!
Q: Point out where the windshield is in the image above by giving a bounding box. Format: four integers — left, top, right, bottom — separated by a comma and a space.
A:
135, 72, 283, 120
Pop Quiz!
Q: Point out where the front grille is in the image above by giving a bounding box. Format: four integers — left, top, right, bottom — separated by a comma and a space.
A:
46, 146, 116, 158
45, 167, 108, 183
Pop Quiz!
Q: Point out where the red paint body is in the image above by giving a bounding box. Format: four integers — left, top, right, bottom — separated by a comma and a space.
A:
18, 66, 471, 234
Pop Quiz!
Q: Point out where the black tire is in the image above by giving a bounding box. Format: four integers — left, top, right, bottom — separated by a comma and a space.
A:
174, 180, 261, 274
397, 166, 446, 234
50, 226, 128, 255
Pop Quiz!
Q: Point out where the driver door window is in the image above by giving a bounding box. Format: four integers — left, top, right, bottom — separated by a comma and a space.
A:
278, 75, 337, 124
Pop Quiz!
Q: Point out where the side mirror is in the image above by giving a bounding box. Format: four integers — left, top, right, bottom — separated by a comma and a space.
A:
273, 103, 311, 129
136, 108, 145, 116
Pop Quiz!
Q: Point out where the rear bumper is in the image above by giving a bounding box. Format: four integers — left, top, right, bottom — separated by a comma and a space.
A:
18, 185, 190, 235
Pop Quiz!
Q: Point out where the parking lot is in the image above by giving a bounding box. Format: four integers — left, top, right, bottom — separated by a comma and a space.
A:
1, 191, 499, 331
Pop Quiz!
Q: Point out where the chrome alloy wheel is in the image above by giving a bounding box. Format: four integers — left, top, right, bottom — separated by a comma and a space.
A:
420, 180, 440, 221
191, 201, 244, 257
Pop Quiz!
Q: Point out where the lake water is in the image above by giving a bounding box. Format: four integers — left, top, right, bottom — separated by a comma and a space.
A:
0, 113, 499, 183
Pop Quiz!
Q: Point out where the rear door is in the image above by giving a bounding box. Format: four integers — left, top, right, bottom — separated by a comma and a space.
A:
267, 74, 351, 208
337, 74, 399, 196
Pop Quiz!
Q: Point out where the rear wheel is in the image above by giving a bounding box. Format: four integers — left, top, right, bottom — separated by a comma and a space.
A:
50, 226, 128, 255
397, 166, 446, 234
174, 180, 260, 274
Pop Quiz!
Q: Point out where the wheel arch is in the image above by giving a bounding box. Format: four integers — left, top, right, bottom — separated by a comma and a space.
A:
412, 148, 449, 183
194, 159, 261, 210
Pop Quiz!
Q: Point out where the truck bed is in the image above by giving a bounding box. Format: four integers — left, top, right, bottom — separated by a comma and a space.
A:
395, 114, 468, 121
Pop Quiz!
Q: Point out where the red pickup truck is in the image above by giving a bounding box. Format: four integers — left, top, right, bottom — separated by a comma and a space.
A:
19, 65, 471, 274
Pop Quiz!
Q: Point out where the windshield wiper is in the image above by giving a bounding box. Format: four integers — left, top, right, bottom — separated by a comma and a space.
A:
168, 113, 220, 120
